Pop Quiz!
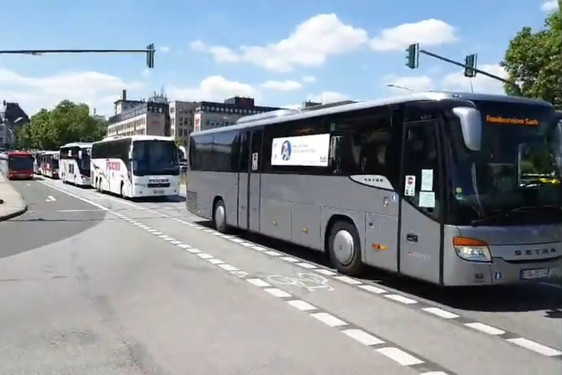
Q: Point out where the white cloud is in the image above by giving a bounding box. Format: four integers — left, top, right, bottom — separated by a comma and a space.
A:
260, 80, 303, 91
167, 75, 259, 102
370, 19, 458, 51
0, 67, 143, 116
190, 14, 369, 72
141, 68, 151, 77
307, 91, 349, 103
302, 75, 316, 83
541, 0, 559, 11
441, 63, 508, 94
159, 46, 171, 53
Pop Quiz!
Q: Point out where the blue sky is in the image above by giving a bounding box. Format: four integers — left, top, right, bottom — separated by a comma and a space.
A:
0, 0, 558, 116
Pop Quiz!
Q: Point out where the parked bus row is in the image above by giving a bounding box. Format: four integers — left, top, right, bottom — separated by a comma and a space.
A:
186, 91, 562, 287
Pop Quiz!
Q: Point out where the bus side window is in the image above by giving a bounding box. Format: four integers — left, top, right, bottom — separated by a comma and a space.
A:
238, 132, 249, 172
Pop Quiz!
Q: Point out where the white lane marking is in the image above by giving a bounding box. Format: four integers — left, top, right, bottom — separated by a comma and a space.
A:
56, 209, 104, 212
197, 253, 213, 259
385, 294, 418, 305
287, 300, 317, 311
334, 275, 362, 285
159, 235, 170, 239
246, 278, 271, 287
177, 244, 191, 249
264, 288, 292, 298
342, 329, 384, 346
218, 264, 238, 272
170, 240, 182, 245
152, 231, 163, 235
376, 347, 424, 366
229, 238, 245, 243
296, 262, 317, 269
506, 337, 562, 357
310, 312, 347, 327
420, 372, 448, 375
37, 181, 109, 211
422, 307, 459, 319
241, 242, 254, 247
358, 285, 387, 294
464, 322, 505, 335
314, 269, 337, 276
187, 248, 202, 254
46, 195, 56, 202
207, 258, 224, 265
252, 246, 266, 251
281, 256, 300, 263
203, 229, 214, 233
264, 250, 282, 256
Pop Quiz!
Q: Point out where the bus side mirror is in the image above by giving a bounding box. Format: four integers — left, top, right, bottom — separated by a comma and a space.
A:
453, 106, 482, 152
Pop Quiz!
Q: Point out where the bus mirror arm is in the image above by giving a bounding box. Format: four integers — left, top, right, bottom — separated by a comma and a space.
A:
453, 107, 482, 152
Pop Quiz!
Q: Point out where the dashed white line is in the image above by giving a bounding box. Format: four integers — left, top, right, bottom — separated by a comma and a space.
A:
422, 307, 459, 319
197, 253, 213, 259
314, 269, 337, 276
376, 347, 424, 366
186, 248, 202, 254
241, 242, 254, 247
264, 250, 282, 256
506, 337, 562, 357
251, 246, 266, 252
170, 240, 182, 245
310, 312, 348, 327
280, 256, 299, 263
246, 278, 271, 287
229, 238, 245, 243
464, 322, 505, 336
176, 244, 191, 249
420, 372, 448, 375
287, 300, 317, 311
152, 231, 163, 235
296, 262, 317, 269
207, 258, 224, 265
218, 264, 239, 272
384, 294, 418, 305
358, 284, 387, 294
264, 288, 292, 298
334, 275, 362, 285
342, 329, 384, 346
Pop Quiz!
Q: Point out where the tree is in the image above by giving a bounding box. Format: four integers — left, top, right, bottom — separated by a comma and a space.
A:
17, 100, 107, 149
502, 10, 561, 108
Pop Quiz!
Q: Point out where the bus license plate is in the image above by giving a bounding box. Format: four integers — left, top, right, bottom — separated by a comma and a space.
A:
154, 190, 164, 195
520, 268, 550, 280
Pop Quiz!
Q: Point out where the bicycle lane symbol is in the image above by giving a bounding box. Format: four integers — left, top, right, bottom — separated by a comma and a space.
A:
266, 273, 334, 292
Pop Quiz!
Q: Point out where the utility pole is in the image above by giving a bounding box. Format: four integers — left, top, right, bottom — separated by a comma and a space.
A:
404, 43, 521, 95
0, 43, 157, 69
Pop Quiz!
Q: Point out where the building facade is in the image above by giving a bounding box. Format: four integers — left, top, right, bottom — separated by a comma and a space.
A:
169, 101, 198, 146
106, 90, 170, 138
0, 101, 30, 149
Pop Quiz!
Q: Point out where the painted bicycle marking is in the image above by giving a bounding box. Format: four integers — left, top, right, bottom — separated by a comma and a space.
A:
267, 273, 334, 292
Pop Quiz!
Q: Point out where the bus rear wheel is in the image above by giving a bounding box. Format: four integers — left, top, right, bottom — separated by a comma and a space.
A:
213, 199, 229, 233
327, 221, 364, 276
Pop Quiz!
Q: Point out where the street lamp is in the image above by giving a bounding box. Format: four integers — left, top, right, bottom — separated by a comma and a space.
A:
386, 84, 413, 92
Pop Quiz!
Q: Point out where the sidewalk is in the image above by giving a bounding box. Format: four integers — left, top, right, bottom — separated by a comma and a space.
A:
0, 173, 27, 221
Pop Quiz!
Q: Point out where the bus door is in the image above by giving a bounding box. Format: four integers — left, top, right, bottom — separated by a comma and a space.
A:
248, 129, 263, 232
398, 119, 443, 284
237, 131, 249, 229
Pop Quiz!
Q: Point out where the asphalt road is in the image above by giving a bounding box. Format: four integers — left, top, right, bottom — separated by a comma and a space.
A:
1, 177, 561, 375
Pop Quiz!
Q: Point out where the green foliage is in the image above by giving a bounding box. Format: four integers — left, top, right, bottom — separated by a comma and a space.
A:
502, 10, 562, 108
17, 100, 107, 150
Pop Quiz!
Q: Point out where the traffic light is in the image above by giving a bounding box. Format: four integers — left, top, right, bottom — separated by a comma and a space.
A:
405, 43, 419, 69
146, 43, 155, 69
464, 53, 477, 78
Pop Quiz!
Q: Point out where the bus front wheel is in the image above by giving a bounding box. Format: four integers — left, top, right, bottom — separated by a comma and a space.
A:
213, 199, 229, 233
328, 221, 364, 276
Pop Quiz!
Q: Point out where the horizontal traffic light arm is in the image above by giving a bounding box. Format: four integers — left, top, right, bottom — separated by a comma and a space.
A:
419, 49, 521, 95
0, 49, 152, 54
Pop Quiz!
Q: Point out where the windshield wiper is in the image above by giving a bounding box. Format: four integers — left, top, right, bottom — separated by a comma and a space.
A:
470, 205, 562, 226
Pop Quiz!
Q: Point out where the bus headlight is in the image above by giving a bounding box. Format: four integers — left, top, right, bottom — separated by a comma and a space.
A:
453, 237, 492, 262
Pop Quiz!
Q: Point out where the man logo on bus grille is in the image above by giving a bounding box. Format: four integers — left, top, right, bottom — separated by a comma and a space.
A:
281, 140, 291, 161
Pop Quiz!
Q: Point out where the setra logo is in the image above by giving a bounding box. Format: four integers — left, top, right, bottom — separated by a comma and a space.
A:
514, 248, 556, 256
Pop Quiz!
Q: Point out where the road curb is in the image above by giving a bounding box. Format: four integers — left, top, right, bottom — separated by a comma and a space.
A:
0, 203, 28, 222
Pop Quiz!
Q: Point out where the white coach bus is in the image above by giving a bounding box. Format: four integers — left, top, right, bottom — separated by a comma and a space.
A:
59, 142, 93, 186
91, 135, 181, 198
186, 91, 562, 287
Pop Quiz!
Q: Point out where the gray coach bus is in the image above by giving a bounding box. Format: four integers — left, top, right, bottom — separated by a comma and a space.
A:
186, 91, 562, 286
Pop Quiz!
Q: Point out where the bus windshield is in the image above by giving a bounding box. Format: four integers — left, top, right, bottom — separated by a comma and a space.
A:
447, 101, 562, 225
132, 140, 179, 176
9, 155, 34, 171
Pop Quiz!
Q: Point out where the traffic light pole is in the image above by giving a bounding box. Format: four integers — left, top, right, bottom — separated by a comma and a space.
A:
0, 45, 156, 68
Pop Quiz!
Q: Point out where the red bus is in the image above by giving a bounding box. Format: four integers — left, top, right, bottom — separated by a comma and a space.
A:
1, 151, 35, 180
